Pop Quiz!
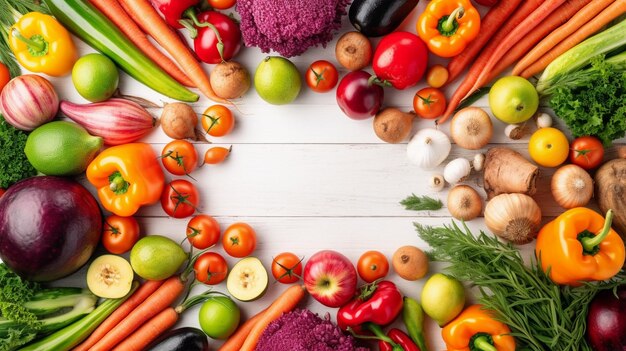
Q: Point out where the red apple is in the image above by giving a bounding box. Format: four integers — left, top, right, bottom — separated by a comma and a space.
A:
304, 250, 357, 307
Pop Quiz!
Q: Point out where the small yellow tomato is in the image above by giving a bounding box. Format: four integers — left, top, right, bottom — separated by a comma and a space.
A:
528, 127, 569, 167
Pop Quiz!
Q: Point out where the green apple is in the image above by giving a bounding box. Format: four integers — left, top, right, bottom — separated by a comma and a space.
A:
489, 76, 539, 124
254, 56, 301, 105
421, 273, 465, 326
198, 296, 240, 339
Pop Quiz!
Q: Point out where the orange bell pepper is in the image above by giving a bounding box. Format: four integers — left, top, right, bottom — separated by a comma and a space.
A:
86, 143, 165, 217
442, 304, 516, 351
535, 208, 625, 286
416, 0, 481, 58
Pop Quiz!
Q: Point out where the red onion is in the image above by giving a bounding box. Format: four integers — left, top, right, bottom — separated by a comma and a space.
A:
60, 98, 156, 145
0, 75, 59, 131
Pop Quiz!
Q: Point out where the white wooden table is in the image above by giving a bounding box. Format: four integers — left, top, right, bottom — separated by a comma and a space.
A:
44, 2, 583, 350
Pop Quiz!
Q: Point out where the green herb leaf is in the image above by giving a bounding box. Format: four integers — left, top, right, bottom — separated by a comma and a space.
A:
415, 222, 625, 351
0, 116, 37, 188
400, 194, 443, 211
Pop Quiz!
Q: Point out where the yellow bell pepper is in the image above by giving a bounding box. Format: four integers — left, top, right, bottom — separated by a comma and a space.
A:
417, 0, 481, 58
9, 12, 77, 76
535, 208, 625, 286
86, 143, 165, 217
442, 305, 516, 351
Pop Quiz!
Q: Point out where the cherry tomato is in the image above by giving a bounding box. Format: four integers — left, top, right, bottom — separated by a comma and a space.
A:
570, 136, 604, 170
425, 64, 449, 88
187, 214, 221, 249
305, 60, 339, 93
161, 179, 199, 218
161, 140, 198, 176
336, 70, 384, 120
201, 104, 235, 137
194, 11, 241, 64
372, 31, 428, 90
413, 87, 446, 119
222, 222, 256, 257
194, 252, 228, 285
271, 252, 304, 284
0, 63, 9, 92
207, 0, 236, 9
357, 250, 389, 283
102, 215, 141, 254
202, 146, 231, 166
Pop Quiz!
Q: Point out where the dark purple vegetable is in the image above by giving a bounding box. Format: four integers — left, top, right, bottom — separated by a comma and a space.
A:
349, 0, 419, 37
0, 176, 102, 281
145, 327, 208, 351
587, 285, 626, 351
336, 70, 384, 120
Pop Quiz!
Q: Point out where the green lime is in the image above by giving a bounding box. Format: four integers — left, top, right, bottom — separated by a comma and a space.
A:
72, 53, 119, 102
25, 121, 103, 176
254, 56, 301, 105
130, 236, 187, 281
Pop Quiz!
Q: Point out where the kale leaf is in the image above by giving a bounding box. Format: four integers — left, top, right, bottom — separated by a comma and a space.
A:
0, 116, 36, 188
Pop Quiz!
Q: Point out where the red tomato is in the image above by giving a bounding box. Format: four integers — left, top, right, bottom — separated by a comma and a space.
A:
271, 252, 304, 284
102, 215, 141, 254
201, 105, 235, 137
202, 146, 231, 165
372, 31, 428, 90
194, 11, 241, 64
194, 252, 228, 285
207, 0, 236, 9
413, 87, 446, 119
222, 222, 256, 257
570, 136, 604, 170
161, 179, 199, 218
187, 214, 221, 249
357, 250, 389, 283
161, 140, 198, 176
0, 63, 9, 92
305, 60, 339, 93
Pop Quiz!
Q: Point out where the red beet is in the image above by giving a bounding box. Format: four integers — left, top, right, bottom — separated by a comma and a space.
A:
586, 285, 626, 351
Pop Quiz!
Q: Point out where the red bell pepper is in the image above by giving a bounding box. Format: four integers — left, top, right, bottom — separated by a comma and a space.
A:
337, 280, 403, 332
379, 328, 421, 351
150, 0, 200, 28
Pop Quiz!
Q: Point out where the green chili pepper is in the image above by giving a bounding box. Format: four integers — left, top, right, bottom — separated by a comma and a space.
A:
403, 296, 429, 351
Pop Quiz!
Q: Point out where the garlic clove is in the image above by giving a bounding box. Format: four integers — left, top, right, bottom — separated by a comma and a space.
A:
535, 112, 553, 129
472, 154, 485, 172
444, 158, 472, 184
429, 174, 445, 192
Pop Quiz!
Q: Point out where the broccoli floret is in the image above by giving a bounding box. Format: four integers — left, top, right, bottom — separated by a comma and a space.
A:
0, 117, 36, 188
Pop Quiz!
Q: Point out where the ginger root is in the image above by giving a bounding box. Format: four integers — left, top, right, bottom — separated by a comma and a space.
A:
483, 147, 539, 200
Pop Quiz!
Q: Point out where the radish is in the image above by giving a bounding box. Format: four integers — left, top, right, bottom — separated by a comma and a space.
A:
60, 98, 156, 145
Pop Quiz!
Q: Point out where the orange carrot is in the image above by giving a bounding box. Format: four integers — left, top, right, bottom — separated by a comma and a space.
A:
88, 0, 195, 88
72, 279, 164, 351
111, 307, 179, 351
89, 276, 186, 351
486, 0, 592, 84
520, 0, 626, 78
445, 0, 523, 84
513, 0, 615, 76
218, 308, 268, 351
118, 0, 229, 104
439, 0, 544, 123
469, 0, 567, 95
239, 285, 307, 351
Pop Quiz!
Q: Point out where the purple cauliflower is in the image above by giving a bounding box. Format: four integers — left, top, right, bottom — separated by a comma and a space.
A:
254, 309, 370, 351
237, 0, 350, 57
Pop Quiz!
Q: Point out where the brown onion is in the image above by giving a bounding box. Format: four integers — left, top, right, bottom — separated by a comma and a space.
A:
551, 164, 593, 209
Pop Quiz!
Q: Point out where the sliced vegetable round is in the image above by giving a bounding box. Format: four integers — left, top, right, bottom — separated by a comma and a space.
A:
102, 215, 140, 254
227, 257, 269, 301
222, 222, 257, 257
86, 254, 134, 298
